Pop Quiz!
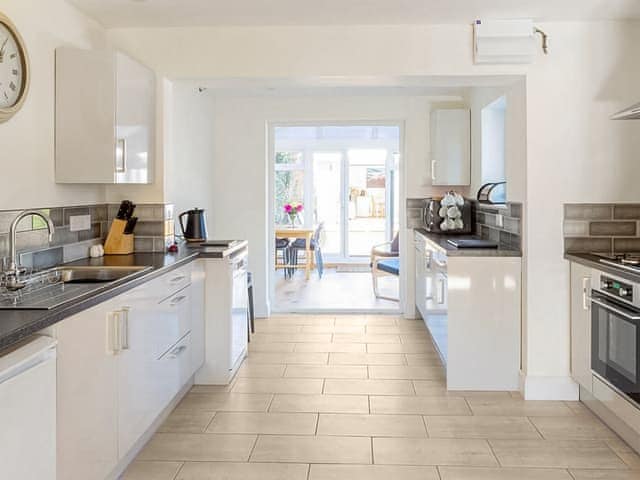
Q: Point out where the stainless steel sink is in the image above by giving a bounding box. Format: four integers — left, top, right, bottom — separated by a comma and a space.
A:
0, 265, 152, 310
49, 266, 151, 284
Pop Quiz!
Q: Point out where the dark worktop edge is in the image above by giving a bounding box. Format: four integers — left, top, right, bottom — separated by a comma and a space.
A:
414, 228, 522, 257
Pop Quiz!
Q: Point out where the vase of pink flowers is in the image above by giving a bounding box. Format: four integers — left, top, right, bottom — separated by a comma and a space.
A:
284, 202, 303, 226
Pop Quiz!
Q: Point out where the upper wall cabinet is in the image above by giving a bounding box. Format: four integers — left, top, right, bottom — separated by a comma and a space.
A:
55, 48, 155, 184
430, 109, 471, 186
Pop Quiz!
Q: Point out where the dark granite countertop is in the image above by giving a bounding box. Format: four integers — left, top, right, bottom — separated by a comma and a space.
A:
414, 228, 522, 257
0, 240, 248, 350
565, 252, 640, 283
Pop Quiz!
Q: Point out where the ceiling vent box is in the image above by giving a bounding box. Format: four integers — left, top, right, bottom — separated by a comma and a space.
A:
474, 19, 535, 64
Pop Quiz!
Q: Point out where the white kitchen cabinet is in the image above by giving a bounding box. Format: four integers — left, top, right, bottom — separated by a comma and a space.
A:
55, 48, 155, 184
191, 260, 206, 375
55, 299, 120, 480
570, 261, 593, 393
56, 266, 195, 479
430, 109, 471, 186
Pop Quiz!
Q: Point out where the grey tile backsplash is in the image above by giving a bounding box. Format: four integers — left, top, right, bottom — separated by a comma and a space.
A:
0, 202, 175, 271
563, 203, 640, 253
406, 198, 523, 251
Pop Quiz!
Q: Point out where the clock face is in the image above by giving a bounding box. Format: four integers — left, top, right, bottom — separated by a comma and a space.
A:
0, 22, 24, 109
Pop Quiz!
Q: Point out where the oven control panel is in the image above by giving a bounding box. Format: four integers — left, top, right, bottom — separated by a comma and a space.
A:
599, 274, 634, 303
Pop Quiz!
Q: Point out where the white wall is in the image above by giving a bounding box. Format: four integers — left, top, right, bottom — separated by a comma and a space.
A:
166, 82, 216, 233
107, 21, 640, 399
0, 0, 107, 209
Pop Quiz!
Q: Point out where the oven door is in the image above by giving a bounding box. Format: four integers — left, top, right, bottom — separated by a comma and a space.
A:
591, 292, 640, 404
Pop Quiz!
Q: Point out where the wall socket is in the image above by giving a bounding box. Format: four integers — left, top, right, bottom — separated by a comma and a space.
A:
69, 214, 91, 232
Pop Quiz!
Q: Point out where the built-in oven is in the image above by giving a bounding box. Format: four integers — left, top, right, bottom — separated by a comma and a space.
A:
591, 271, 640, 405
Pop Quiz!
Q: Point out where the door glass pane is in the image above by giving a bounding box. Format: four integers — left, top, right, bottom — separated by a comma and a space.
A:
312, 153, 342, 255
347, 149, 387, 256
609, 316, 637, 382
275, 168, 304, 224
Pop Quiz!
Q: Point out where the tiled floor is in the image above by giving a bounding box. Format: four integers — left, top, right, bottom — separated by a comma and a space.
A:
123, 314, 640, 480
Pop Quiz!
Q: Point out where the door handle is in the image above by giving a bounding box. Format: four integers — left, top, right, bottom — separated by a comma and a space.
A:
582, 277, 591, 311
108, 311, 121, 355
437, 278, 446, 304
169, 274, 186, 284
120, 307, 130, 350
431, 160, 437, 182
168, 345, 187, 358
170, 295, 187, 307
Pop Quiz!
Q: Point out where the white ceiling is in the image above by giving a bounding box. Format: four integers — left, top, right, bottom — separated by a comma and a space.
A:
68, 0, 640, 28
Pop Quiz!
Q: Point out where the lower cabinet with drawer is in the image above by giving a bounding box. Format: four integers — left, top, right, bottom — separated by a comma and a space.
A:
55, 267, 195, 480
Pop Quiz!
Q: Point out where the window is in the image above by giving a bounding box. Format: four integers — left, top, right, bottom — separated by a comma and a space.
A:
275, 152, 305, 224
481, 96, 507, 193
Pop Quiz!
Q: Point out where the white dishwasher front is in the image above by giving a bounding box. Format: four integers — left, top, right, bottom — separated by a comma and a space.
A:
0, 335, 57, 480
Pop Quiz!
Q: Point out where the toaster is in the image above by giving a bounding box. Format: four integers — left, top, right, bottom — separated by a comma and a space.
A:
423, 198, 473, 234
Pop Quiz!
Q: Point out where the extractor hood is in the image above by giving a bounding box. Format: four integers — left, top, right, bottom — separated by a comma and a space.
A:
611, 102, 640, 120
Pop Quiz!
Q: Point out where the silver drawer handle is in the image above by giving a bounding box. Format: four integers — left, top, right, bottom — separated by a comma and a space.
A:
591, 297, 640, 321
121, 307, 130, 350
170, 295, 187, 307
169, 274, 186, 284
168, 345, 187, 358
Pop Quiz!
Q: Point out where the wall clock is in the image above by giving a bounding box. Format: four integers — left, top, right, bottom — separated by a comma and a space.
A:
0, 12, 29, 123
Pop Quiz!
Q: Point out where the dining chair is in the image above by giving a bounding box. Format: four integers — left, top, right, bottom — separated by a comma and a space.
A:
275, 237, 291, 278
290, 222, 325, 279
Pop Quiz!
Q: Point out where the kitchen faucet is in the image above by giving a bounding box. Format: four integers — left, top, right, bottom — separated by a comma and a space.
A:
4, 210, 55, 290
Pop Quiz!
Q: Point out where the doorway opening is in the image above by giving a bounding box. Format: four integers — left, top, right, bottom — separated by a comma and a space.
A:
270, 124, 401, 312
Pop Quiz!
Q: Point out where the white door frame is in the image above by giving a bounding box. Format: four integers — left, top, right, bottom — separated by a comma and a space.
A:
267, 120, 406, 315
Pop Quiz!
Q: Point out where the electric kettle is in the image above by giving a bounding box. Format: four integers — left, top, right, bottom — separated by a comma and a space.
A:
179, 208, 208, 242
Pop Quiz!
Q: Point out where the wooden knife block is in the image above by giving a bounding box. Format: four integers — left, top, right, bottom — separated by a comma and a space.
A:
104, 219, 134, 255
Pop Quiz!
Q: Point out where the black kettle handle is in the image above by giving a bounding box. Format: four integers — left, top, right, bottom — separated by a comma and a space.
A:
178, 211, 188, 236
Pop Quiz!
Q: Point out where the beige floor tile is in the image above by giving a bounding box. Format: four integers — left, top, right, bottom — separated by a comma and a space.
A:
176, 393, 272, 412
261, 316, 334, 326
605, 437, 640, 469
333, 333, 401, 344
425, 415, 541, 439
254, 325, 304, 333
329, 352, 406, 365
284, 365, 368, 379
366, 325, 427, 334
207, 412, 317, 435
466, 398, 574, 416
251, 333, 332, 343
137, 433, 256, 462
231, 377, 324, 394
569, 470, 640, 480
309, 464, 439, 480
336, 315, 398, 326
439, 466, 573, 479
317, 413, 427, 437
412, 381, 512, 399
489, 439, 628, 469
121, 461, 183, 480
247, 352, 329, 365
301, 325, 365, 334
250, 435, 372, 464
369, 365, 445, 380
564, 401, 597, 416
158, 410, 215, 433
530, 415, 618, 439
294, 342, 366, 353
373, 437, 497, 466
324, 379, 415, 395
399, 334, 431, 344
190, 384, 234, 394
237, 363, 286, 378
367, 343, 436, 354
370, 396, 471, 415
248, 342, 296, 353
405, 353, 444, 366
176, 462, 308, 480
270, 394, 369, 413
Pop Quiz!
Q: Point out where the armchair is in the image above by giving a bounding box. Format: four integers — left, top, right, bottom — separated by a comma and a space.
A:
370, 232, 399, 301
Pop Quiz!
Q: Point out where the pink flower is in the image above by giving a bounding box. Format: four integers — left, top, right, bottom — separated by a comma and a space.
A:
284, 204, 292, 213
296, 204, 303, 212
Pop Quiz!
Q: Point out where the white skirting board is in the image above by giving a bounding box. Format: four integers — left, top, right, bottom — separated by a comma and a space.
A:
519, 371, 580, 400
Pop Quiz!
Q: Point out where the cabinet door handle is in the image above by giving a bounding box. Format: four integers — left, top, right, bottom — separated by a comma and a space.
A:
121, 307, 130, 350
170, 295, 187, 307
437, 278, 446, 304
582, 277, 591, 311
116, 138, 127, 173
169, 274, 186, 284
108, 311, 121, 355
168, 345, 187, 358
431, 160, 437, 182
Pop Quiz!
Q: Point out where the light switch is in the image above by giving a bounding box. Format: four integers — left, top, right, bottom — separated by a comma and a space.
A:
69, 214, 91, 232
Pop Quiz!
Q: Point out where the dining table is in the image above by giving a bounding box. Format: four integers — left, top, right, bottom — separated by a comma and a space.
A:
275, 225, 315, 280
